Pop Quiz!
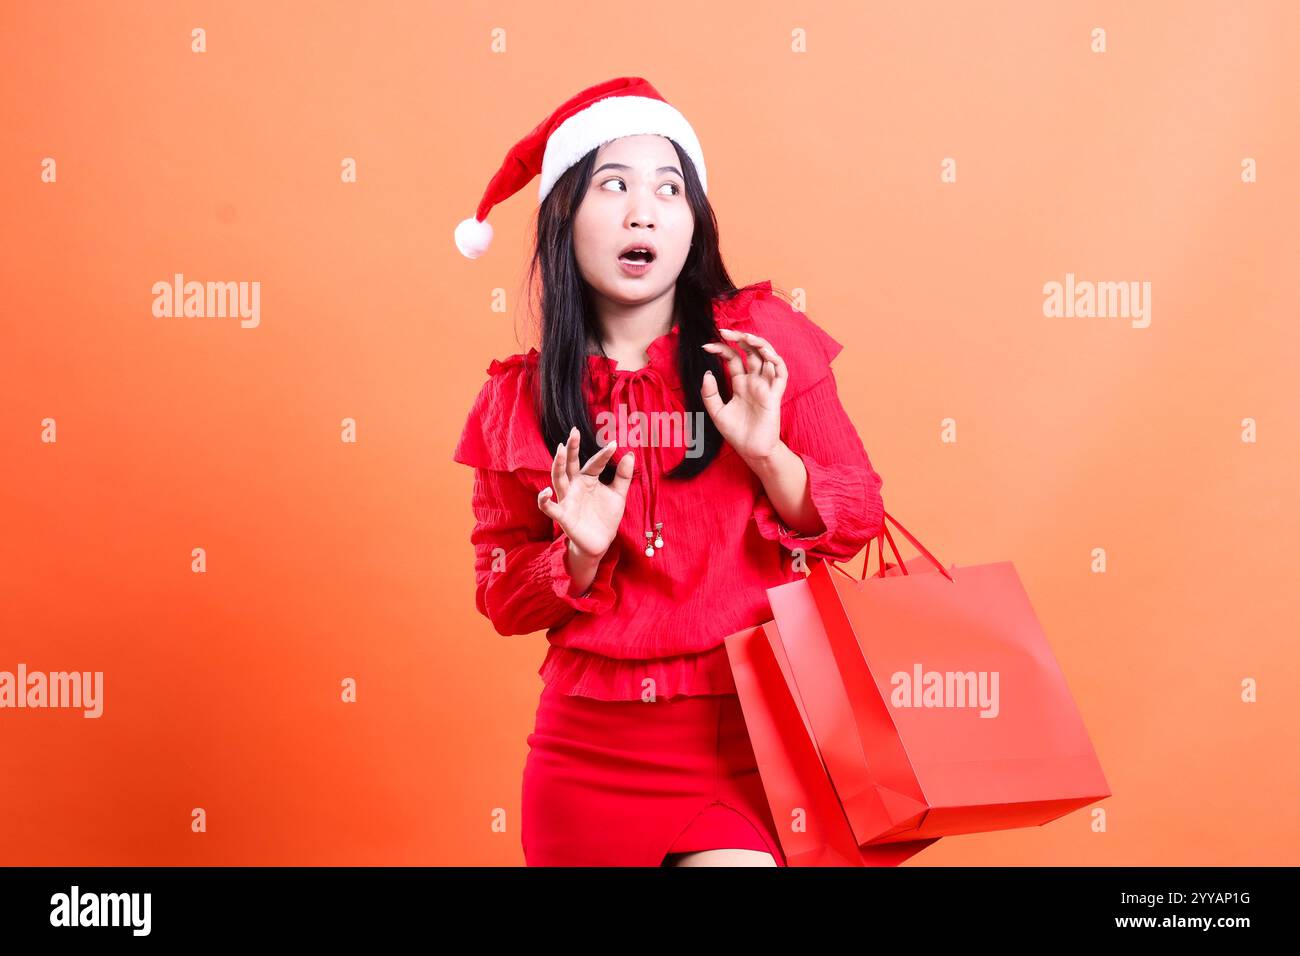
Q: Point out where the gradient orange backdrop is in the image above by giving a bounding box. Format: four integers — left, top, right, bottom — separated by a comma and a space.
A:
2, 1, 1297, 866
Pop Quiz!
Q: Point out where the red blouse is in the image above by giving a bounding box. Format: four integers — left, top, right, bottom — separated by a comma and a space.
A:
451, 280, 885, 700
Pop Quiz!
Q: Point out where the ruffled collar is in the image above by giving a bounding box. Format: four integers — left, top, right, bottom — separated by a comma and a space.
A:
584, 323, 681, 397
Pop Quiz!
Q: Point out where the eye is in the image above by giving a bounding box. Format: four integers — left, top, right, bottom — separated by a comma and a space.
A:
598, 177, 682, 195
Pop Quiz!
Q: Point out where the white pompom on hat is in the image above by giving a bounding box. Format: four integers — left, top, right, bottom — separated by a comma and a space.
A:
454, 76, 706, 259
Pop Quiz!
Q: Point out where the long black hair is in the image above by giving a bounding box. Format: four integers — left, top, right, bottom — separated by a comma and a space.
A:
524, 138, 742, 483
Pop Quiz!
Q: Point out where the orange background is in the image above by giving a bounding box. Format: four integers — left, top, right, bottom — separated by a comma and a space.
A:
1, 1, 1296, 865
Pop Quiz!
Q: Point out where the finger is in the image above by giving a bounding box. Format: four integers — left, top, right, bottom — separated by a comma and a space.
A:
720, 329, 763, 375
537, 486, 563, 523
753, 340, 786, 380
721, 329, 772, 352
564, 426, 581, 483
747, 338, 786, 376
722, 329, 785, 372
770, 367, 788, 402
700, 368, 726, 420
580, 440, 618, 475
550, 443, 567, 500
766, 349, 787, 380
746, 343, 786, 383
609, 451, 636, 498
771, 350, 788, 386
702, 340, 745, 382
742, 337, 778, 376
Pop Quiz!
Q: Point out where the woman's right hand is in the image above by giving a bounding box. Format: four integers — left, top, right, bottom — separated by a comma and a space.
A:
537, 426, 636, 560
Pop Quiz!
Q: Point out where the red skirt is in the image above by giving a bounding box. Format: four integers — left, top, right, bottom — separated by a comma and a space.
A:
522, 682, 788, 867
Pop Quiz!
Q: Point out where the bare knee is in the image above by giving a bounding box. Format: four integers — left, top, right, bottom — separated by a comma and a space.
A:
664, 848, 778, 867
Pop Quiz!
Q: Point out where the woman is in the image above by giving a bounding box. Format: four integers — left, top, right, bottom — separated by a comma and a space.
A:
452, 77, 885, 866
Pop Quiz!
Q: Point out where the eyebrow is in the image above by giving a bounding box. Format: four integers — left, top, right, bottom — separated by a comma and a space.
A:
593, 162, 684, 179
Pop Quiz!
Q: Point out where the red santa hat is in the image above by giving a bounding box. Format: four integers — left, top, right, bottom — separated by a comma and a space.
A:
453, 76, 707, 259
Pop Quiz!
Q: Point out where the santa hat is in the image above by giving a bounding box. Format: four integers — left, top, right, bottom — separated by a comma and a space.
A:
454, 76, 707, 259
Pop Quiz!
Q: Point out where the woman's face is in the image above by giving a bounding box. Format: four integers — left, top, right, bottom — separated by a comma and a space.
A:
572, 134, 695, 310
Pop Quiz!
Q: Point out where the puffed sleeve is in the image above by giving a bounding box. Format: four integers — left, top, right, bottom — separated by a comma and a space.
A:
453, 355, 620, 636
467, 466, 621, 636
739, 295, 884, 563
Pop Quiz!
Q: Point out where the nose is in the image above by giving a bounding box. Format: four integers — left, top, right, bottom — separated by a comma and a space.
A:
626, 212, 655, 231
624, 187, 657, 231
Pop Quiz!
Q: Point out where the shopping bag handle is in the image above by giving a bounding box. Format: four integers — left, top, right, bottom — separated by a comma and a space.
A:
829, 509, 954, 583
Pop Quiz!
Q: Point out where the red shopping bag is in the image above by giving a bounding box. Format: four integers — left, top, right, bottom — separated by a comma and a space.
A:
766, 510, 1111, 847
727, 619, 940, 866
724, 548, 947, 866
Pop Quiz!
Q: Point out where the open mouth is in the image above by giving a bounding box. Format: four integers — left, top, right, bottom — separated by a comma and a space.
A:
618, 247, 656, 264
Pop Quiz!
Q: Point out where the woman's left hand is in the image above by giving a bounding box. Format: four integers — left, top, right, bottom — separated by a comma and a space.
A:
700, 328, 788, 466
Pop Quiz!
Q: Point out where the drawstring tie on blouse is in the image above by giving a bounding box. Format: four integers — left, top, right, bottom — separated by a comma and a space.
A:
609, 367, 677, 558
